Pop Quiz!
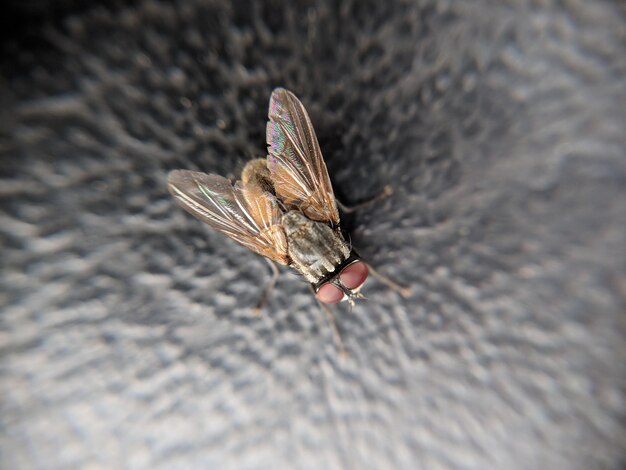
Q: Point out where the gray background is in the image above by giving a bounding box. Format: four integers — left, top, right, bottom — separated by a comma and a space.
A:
1, 0, 625, 468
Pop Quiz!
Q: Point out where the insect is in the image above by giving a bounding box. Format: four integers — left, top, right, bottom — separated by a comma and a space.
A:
168, 88, 409, 347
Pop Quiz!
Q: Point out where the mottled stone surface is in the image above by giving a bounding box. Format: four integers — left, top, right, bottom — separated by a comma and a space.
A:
1, 1, 625, 468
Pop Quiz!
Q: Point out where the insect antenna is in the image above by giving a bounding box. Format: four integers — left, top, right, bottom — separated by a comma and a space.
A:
329, 278, 365, 308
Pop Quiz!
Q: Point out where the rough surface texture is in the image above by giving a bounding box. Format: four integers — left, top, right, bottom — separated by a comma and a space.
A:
1, 0, 625, 468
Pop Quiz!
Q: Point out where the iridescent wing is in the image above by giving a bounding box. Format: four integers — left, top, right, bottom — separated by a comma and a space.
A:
266, 88, 340, 225
168, 169, 289, 265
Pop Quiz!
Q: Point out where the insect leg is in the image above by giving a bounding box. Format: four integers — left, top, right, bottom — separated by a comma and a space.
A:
336, 185, 393, 214
253, 259, 280, 314
363, 262, 412, 298
309, 285, 347, 358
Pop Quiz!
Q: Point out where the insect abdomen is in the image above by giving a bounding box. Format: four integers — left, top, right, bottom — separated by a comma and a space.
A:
282, 211, 350, 283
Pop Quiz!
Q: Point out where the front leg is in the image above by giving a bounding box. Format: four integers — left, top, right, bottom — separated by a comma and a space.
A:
309, 285, 347, 358
364, 261, 412, 298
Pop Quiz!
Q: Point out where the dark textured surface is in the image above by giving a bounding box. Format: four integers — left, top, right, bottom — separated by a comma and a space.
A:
2, 0, 626, 468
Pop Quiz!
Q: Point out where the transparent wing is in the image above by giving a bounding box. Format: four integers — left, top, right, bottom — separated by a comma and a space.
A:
266, 88, 340, 225
168, 169, 289, 265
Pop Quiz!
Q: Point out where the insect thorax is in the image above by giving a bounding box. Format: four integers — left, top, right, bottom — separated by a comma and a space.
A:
282, 211, 350, 284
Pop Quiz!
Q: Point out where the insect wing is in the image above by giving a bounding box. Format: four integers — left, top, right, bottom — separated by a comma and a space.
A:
266, 88, 340, 225
168, 170, 289, 265
235, 179, 289, 258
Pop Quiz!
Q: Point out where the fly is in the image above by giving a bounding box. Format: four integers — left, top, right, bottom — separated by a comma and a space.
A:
168, 88, 410, 351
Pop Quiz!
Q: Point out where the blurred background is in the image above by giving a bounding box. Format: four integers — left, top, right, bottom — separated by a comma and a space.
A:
1, 0, 625, 468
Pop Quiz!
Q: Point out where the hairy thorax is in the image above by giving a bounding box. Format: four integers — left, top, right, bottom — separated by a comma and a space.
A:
282, 211, 350, 283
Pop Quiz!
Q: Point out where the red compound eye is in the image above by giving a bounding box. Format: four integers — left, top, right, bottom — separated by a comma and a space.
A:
315, 262, 369, 305
339, 261, 368, 290
316, 283, 344, 304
